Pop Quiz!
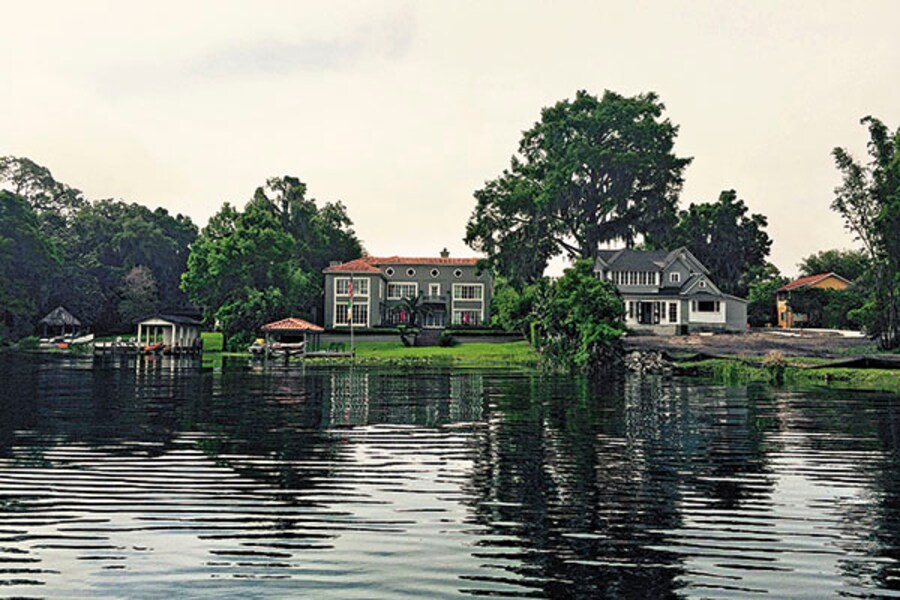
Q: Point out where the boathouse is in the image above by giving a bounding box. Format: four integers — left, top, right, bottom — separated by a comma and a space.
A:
136, 315, 202, 351
260, 317, 324, 353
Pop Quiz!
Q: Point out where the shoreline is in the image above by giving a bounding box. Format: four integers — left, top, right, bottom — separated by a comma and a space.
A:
672, 356, 900, 393
5, 337, 899, 393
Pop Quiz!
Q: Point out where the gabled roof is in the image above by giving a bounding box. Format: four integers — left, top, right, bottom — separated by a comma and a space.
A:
323, 255, 480, 273
40, 306, 81, 327
594, 246, 709, 274
595, 249, 670, 271
681, 273, 723, 296
137, 314, 203, 326
262, 317, 324, 332
159, 314, 203, 326
776, 272, 851, 292
662, 247, 710, 275
323, 257, 382, 273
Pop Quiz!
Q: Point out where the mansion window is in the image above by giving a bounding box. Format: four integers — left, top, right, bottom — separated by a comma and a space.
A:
453, 284, 483, 300
387, 282, 418, 299
612, 271, 658, 286
335, 303, 368, 326
669, 272, 680, 284
335, 277, 368, 297
452, 310, 481, 326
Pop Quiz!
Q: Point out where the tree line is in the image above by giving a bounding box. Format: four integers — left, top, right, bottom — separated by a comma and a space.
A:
2, 89, 897, 357
0, 158, 362, 347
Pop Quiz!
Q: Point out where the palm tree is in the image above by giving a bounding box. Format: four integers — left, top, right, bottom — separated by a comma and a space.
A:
396, 292, 431, 346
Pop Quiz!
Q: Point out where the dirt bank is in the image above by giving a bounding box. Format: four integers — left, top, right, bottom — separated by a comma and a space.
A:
624, 330, 875, 359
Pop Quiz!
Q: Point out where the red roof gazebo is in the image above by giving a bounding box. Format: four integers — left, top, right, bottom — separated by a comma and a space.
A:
260, 317, 324, 353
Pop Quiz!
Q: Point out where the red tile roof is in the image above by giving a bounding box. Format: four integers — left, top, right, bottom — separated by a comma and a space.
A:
776, 272, 849, 292
323, 256, 480, 273
261, 317, 324, 332
322, 257, 382, 273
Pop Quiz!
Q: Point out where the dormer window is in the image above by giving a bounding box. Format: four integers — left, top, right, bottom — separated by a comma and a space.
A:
670, 272, 680, 284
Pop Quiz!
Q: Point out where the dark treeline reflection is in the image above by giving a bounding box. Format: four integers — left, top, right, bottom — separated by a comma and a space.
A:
0, 354, 898, 598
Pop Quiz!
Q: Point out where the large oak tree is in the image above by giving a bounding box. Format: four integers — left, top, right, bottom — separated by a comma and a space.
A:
668, 190, 772, 297
465, 90, 691, 286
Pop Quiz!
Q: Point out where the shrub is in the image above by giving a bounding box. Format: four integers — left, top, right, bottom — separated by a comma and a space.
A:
534, 260, 625, 372
438, 331, 455, 347
17, 336, 40, 351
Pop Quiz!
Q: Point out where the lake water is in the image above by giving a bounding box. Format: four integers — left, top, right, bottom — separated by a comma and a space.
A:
1, 354, 899, 599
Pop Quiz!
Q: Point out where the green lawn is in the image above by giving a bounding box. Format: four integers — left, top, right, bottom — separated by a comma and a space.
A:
201, 331, 224, 352
322, 340, 539, 368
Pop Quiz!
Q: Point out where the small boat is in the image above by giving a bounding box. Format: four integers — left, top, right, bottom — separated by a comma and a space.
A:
143, 342, 164, 354
70, 333, 95, 345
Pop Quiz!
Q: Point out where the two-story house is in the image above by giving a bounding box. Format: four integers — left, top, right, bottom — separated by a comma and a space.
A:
322, 250, 492, 330
594, 247, 747, 334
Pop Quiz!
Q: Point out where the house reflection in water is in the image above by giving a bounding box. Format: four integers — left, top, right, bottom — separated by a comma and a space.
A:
325, 370, 485, 428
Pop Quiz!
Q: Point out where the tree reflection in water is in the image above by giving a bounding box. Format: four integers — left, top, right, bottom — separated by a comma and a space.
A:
0, 354, 899, 598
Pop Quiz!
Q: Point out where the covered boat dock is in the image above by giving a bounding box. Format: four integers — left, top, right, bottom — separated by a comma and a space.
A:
136, 315, 203, 354
258, 317, 325, 357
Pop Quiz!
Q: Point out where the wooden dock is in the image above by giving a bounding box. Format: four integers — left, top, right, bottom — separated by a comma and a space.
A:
304, 350, 354, 358
93, 341, 201, 356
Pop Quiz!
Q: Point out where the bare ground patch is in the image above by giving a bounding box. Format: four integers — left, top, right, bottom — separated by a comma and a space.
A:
623, 330, 876, 359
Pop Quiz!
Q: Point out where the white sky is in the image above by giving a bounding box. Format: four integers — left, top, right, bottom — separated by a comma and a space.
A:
2, 0, 898, 277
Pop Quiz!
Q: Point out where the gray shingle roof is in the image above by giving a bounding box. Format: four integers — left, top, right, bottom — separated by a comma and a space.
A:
40, 306, 81, 327
597, 249, 671, 271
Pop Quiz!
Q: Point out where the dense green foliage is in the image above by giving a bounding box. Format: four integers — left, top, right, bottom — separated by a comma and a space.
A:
788, 287, 869, 330
0, 156, 85, 230
1, 157, 198, 339
746, 266, 788, 327
181, 177, 362, 349
534, 260, 625, 371
117, 266, 161, 327
832, 117, 900, 348
465, 90, 691, 286
489, 277, 542, 336
57, 199, 197, 331
0, 191, 60, 340
666, 190, 772, 297
798, 248, 871, 281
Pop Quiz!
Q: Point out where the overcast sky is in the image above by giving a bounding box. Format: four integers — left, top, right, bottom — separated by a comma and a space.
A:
2, 1, 898, 276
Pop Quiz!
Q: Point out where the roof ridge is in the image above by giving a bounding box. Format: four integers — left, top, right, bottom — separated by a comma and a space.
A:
776, 272, 850, 292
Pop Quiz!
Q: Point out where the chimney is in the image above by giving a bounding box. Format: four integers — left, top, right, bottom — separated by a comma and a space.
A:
440, 248, 449, 258
329, 260, 341, 267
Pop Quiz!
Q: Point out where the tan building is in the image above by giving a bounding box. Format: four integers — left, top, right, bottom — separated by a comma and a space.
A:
776, 272, 851, 328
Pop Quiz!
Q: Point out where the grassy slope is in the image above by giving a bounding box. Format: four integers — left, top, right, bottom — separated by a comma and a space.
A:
321, 340, 539, 368
679, 358, 900, 393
